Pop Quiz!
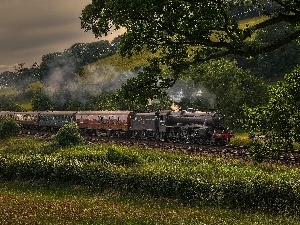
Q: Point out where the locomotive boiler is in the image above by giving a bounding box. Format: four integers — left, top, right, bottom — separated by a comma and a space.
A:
131, 108, 233, 145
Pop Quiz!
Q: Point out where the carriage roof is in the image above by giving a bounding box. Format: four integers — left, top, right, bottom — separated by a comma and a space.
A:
76, 111, 132, 115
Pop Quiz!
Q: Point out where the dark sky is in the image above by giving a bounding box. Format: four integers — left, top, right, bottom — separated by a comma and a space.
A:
0, 0, 124, 73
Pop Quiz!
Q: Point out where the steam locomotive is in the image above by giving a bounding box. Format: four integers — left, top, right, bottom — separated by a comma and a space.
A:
0, 108, 234, 145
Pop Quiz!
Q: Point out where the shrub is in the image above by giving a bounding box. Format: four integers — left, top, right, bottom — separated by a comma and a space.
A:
54, 122, 84, 147
106, 147, 143, 166
0, 116, 20, 139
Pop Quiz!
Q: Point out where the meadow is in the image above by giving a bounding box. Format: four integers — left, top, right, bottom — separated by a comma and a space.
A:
0, 137, 300, 224
1, 181, 300, 224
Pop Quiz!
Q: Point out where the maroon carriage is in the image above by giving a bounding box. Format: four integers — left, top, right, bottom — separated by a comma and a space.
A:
76, 111, 135, 137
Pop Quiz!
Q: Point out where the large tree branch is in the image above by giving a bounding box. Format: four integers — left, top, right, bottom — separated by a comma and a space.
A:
192, 29, 300, 63
237, 29, 300, 57
251, 13, 300, 31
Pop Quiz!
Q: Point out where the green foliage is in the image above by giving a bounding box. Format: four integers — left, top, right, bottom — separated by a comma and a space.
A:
31, 91, 54, 111
243, 66, 300, 161
117, 60, 172, 110
54, 122, 84, 147
106, 147, 143, 167
0, 116, 20, 139
191, 58, 268, 128
40, 40, 113, 80
23, 81, 43, 98
81, 0, 300, 75
1, 139, 300, 213
0, 96, 24, 111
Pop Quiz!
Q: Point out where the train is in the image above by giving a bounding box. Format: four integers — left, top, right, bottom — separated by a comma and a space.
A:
0, 108, 234, 145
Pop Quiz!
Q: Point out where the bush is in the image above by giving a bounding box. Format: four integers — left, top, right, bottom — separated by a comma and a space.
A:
106, 147, 143, 166
54, 122, 84, 147
0, 116, 20, 139
0, 143, 300, 212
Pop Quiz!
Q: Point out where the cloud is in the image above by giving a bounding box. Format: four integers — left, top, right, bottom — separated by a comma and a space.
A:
0, 0, 124, 72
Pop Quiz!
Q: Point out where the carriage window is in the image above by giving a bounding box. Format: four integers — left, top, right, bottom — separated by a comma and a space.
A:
102, 116, 107, 124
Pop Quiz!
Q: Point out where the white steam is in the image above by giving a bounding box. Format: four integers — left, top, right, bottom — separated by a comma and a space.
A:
42, 59, 215, 109
168, 80, 216, 109
43, 62, 138, 105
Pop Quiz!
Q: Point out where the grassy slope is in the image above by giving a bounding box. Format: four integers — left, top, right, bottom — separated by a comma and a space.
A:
82, 50, 152, 73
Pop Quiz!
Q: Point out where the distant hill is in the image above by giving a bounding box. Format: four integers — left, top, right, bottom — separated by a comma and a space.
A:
82, 50, 153, 74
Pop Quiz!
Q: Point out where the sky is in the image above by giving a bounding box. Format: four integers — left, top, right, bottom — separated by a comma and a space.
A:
0, 0, 124, 73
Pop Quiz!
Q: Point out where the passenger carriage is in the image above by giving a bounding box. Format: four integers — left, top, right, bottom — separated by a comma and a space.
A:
76, 111, 135, 137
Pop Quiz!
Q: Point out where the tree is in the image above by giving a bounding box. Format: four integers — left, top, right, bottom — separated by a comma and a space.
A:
234, 21, 300, 79
81, 0, 300, 74
243, 66, 300, 161
31, 91, 54, 111
191, 59, 268, 129
117, 60, 172, 110
0, 97, 24, 111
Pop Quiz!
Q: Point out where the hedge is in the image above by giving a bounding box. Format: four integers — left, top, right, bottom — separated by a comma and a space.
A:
0, 151, 299, 213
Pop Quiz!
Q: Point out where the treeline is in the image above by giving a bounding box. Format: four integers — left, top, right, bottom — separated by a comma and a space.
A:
0, 38, 118, 97
0, 39, 119, 110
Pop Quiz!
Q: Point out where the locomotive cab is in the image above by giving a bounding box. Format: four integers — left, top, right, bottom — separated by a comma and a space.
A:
211, 112, 224, 127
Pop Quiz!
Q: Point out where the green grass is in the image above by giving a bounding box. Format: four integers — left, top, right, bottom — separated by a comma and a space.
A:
231, 131, 300, 150
1, 136, 300, 224
239, 16, 268, 29
0, 87, 20, 96
83, 50, 153, 75
0, 181, 299, 225
18, 100, 32, 111
230, 132, 252, 146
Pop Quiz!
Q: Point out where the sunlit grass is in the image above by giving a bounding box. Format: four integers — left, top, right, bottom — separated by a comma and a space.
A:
0, 181, 299, 225
230, 131, 252, 146
83, 50, 152, 75
231, 131, 300, 150
18, 100, 32, 111
239, 16, 269, 29
0, 87, 19, 96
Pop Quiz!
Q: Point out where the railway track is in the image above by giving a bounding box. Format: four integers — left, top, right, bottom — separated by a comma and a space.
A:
23, 131, 300, 166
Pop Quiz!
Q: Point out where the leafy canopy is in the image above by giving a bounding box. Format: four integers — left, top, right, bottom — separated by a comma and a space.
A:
243, 66, 300, 161
191, 58, 268, 128
81, 0, 300, 73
